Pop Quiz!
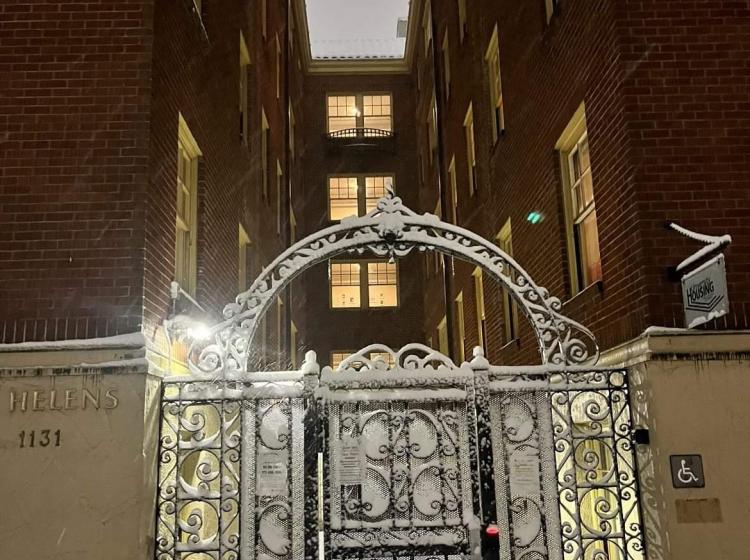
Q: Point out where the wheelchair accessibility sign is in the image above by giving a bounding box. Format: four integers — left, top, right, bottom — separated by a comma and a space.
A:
670, 455, 705, 488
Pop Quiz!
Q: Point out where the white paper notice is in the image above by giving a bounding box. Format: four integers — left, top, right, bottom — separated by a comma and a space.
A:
509, 446, 540, 497
338, 436, 364, 486
257, 451, 288, 496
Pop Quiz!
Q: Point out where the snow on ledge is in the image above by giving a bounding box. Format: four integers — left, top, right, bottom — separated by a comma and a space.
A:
0, 332, 146, 352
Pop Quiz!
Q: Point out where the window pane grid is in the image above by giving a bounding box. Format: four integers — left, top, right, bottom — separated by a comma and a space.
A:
367, 262, 397, 286
331, 263, 361, 286
329, 261, 397, 309
329, 177, 359, 220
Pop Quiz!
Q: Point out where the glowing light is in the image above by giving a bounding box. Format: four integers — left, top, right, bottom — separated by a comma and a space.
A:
526, 211, 544, 224
486, 524, 500, 538
187, 323, 211, 340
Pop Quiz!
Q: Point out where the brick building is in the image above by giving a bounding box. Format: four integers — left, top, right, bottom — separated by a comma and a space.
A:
412, 0, 750, 365
0, 0, 297, 373
1, 0, 750, 558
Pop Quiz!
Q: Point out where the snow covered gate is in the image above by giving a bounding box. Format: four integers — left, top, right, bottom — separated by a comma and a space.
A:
153, 348, 645, 560
152, 191, 646, 560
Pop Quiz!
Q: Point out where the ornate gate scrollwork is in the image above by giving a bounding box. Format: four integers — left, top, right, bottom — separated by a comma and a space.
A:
188, 191, 599, 380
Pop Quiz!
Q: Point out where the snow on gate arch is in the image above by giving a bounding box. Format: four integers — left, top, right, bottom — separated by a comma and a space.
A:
188, 190, 599, 377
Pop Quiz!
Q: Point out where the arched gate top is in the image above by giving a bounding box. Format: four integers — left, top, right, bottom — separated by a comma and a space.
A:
189, 191, 599, 377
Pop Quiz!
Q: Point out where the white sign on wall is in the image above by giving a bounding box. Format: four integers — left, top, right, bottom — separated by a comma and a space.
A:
338, 436, 364, 486
682, 254, 729, 328
257, 451, 289, 496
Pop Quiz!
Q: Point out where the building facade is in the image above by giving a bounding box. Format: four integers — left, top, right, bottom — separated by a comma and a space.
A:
1, 0, 749, 559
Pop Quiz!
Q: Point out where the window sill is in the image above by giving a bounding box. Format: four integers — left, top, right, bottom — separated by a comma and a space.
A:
563, 279, 604, 306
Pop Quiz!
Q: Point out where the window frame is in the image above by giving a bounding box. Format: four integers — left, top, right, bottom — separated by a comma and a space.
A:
441, 30, 451, 102
497, 219, 520, 344
545, 0, 559, 23
464, 103, 477, 196
556, 103, 602, 295
457, 0, 467, 43
326, 92, 393, 135
327, 173, 395, 222
239, 32, 251, 146
261, 108, 270, 201
329, 259, 399, 310
447, 155, 458, 224
238, 223, 251, 291
437, 317, 449, 356
422, 1, 433, 53
472, 268, 487, 353
485, 25, 505, 142
455, 291, 465, 363
176, 114, 201, 297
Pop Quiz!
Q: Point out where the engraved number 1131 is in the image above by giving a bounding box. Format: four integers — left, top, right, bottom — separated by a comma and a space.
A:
18, 429, 61, 448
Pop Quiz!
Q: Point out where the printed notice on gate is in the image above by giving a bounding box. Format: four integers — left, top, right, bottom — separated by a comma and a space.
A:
257, 451, 288, 496
339, 436, 364, 486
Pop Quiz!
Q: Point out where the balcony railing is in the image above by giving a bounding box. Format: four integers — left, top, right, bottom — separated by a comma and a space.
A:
324, 127, 396, 152
326, 127, 394, 140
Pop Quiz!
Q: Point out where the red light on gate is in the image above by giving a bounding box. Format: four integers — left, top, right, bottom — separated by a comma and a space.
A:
485, 525, 500, 538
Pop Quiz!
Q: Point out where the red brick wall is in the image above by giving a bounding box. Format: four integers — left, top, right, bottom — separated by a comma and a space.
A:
0, 0, 293, 365
145, 0, 290, 366
417, 0, 750, 365
0, 0, 154, 343
618, 0, 750, 331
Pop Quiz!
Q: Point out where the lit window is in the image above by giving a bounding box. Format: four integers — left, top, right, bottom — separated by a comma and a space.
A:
464, 104, 477, 195
557, 104, 602, 293
369, 351, 396, 368
276, 297, 284, 358
428, 94, 438, 155
328, 95, 357, 134
433, 200, 443, 275
290, 322, 298, 368
473, 268, 487, 352
331, 351, 353, 369
327, 94, 392, 136
545, 0, 558, 23
328, 177, 359, 220
363, 95, 392, 132
437, 317, 449, 356
368, 262, 398, 307
423, 1, 433, 53
457, 0, 467, 42
485, 26, 505, 141
568, 134, 600, 287
329, 261, 398, 309
441, 31, 451, 102
289, 208, 297, 243
330, 262, 361, 308
238, 224, 251, 291
365, 175, 391, 213
261, 108, 269, 200
328, 175, 394, 221
176, 114, 201, 296
239, 33, 250, 145
455, 292, 465, 362
497, 219, 519, 343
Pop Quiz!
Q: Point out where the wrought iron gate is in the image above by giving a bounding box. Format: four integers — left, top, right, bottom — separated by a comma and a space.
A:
153, 345, 645, 560
154, 366, 315, 560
